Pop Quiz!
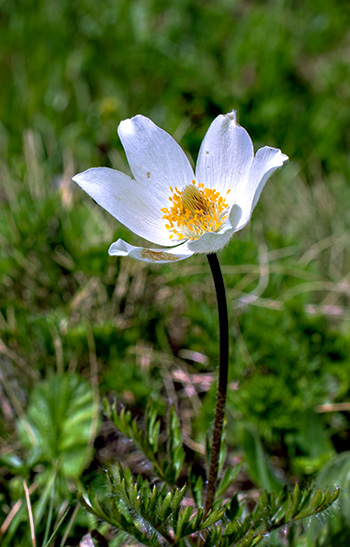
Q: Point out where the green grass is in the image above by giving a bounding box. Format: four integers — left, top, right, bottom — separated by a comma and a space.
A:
1, 0, 350, 545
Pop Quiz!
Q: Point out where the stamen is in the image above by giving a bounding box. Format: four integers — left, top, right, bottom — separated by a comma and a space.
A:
161, 180, 230, 242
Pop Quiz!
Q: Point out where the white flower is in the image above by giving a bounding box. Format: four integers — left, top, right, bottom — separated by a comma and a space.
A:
73, 111, 288, 263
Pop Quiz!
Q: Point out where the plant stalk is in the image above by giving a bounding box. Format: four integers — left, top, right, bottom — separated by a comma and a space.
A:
204, 252, 229, 518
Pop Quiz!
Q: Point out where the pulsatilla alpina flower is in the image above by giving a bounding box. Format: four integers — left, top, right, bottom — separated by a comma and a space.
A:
73, 111, 288, 263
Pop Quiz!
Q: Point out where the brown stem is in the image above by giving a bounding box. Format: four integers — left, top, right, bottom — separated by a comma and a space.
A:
204, 252, 229, 518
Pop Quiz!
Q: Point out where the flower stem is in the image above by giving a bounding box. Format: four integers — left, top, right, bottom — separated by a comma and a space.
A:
204, 252, 229, 518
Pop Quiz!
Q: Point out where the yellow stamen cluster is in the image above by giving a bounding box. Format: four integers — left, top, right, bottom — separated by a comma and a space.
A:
161, 180, 230, 241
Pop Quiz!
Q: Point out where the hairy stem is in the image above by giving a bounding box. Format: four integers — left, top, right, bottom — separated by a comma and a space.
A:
204, 252, 229, 517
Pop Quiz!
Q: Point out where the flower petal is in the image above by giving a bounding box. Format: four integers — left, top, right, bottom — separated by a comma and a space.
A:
234, 147, 289, 231
118, 115, 194, 197
73, 167, 178, 247
108, 239, 194, 263
185, 204, 242, 253
195, 111, 254, 198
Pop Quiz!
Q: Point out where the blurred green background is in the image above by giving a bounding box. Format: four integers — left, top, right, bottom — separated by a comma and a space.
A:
1, 0, 350, 545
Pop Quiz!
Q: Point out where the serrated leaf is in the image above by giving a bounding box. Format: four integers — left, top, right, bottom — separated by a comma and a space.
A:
216, 462, 242, 499
168, 406, 182, 448
166, 407, 185, 482
145, 400, 161, 453
157, 491, 173, 521
293, 485, 313, 516
173, 446, 185, 479
203, 526, 222, 547
106, 400, 186, 486
171, 484, 187, 510
201, 506, 226, 528
189, 467, 204, 507
295, 487, 323, 520
235, 528, 260, 547
283, 483, 302, 522
250, 491, 269, 528
189, 508, 204, 532
175, 504, 193, 538
250, 535, 264, 547
79, 465, 180, 547
18, 373, 95, 479
144, 485, 158, 516
225, 493, 239, 521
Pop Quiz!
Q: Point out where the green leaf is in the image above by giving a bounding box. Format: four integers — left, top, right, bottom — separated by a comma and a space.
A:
216, 462, 242, 499
189, 467, 203, 507
299, 410, 335, 459
242, 427, 284, 492
105, 400, 185, 486
145, 400, 161, 453
167, 406, 185, 482
292, 409, 335, 475
18, 373, 95, 479
42, 505, 71, 547
79, 465, 189, 547
202, 526, 222, 547
174, 504, 194, 538
225, 493, 239, 521
201, 506, 226, 528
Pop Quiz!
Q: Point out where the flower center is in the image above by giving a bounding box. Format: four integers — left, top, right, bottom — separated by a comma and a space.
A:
161, 180, 230, 241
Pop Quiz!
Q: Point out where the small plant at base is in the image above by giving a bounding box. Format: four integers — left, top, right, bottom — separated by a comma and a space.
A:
78, 401, 339, 546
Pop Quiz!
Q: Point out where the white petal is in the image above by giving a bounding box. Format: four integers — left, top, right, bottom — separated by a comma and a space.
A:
234, 147, 288, 231
109, 239, 194, 263
186, 229, 235, 254
195, 111, 254, 198
73, 167, 178, 247
185, 204, 242, 253
118, 115, 194, 196
250, 148, 289, 210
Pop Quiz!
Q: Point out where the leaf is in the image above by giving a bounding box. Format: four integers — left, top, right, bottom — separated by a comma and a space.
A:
167, 406, 185, 482
215, 462, 242, 499
174, 505, 194, 539
202, 526, 222, 547
242, 427, 284, 492
42, 505, 70, 547
106, 399, 185, 486
299, 409, 335, 459
18, 373, 95, 479
79, 465, 188, 547
292, 409, 335, 475
201, 506, 226, 528
189, 466, 204, 507
225, 493, 239, 521
145, 401, 161, 453
305, 452, 350, 541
